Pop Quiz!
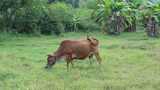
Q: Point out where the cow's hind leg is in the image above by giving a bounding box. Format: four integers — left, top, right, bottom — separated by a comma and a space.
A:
89, 54, 94, 64
66, 55, 73, 71
95, 52, 102, 64
71, 61, 74, 68
66, 60, 70, 72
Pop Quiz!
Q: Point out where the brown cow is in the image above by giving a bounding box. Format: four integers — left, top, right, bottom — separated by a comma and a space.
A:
45, 37, 102, 71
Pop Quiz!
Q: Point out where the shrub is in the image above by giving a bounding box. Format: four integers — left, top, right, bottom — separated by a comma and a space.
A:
80, 0, 97, 9
78, 19, 100, 32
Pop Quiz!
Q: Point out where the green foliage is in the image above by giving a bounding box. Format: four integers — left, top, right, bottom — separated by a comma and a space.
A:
141, 0, 160, 19
45, 2, 73, 34
47, 2, 73, 22
72, 8, 100, 31
0, 0, 28, 31
80, 0, 97, 9
48, 0, 80, 8
78, 19, 100, 32
0, 0, 100, 35
93, 0, 160, 35
0, 0, 46, 34
94, 0, 129, 34
0, 0, 159, 36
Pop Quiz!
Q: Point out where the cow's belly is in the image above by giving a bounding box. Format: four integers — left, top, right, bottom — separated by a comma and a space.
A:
73, 51, 90, 60
77, 55, 88, 59
63, 44, 91, 60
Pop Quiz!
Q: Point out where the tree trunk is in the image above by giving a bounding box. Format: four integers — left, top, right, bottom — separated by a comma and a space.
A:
125, 17, 136, 32
105, 13, 125, 35
146, 16, 159, 37
113, 13, 124, 35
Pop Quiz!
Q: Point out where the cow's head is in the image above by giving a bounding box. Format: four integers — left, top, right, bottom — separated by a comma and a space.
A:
87, 36, 99, 46
45, 54, 57, 69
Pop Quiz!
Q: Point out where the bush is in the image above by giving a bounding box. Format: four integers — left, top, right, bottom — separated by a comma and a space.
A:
72, 8, 100, 31
80, 0, 97, 9
0, 0, 46, 34
45, 2, 73, 34
78, 20, 100, 31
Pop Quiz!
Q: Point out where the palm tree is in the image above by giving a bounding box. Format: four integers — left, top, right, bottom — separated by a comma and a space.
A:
123, 0, 143, 32
141, 0, 160, 37
93, 0, 140, 35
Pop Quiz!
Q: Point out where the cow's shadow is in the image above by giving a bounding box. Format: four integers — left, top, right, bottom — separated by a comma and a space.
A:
73, 65, 95, 70
71, 60, 100, 70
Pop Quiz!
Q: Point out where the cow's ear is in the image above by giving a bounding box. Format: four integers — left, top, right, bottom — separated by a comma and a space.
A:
87, 35, 90, 39
88, 38, 93, 44
92, 37, 99, 42
87, 36, 92, 41
87, 38, 91, 41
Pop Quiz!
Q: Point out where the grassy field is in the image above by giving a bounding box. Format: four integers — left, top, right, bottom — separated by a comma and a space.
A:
0, 32, 160, 90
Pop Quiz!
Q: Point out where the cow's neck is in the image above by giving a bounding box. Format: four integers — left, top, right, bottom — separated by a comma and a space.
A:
54, 52, 64, 61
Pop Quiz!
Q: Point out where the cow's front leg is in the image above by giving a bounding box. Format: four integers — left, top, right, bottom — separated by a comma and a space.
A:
66, 60, 70, 72
71, 61, 74, 68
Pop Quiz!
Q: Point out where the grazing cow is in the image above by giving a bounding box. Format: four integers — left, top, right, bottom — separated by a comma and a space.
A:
45, 37, 102, 70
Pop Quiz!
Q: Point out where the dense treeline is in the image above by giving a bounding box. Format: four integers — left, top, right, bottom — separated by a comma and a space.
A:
0, 0, 160, 37
0, 0, 99, 35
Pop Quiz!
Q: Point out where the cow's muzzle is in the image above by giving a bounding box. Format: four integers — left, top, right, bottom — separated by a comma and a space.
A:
45, 64, 52, 69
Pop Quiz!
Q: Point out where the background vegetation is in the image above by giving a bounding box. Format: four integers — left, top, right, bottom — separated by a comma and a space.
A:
0, 0, 100, 36
0, 0, 159, 37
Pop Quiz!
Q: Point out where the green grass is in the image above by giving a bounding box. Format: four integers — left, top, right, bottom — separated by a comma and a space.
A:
0, 32, 160, 90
